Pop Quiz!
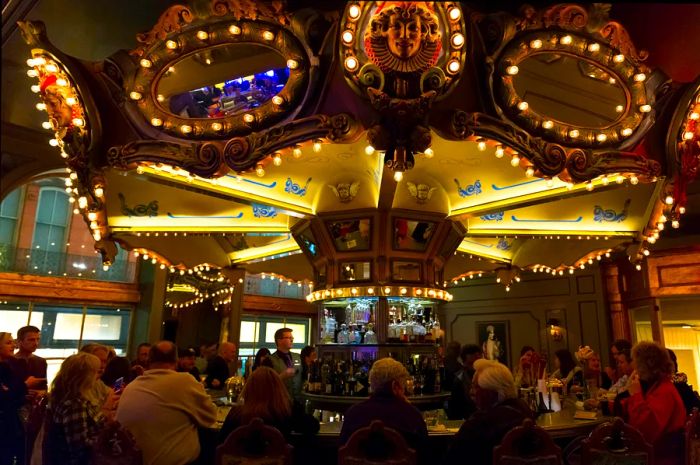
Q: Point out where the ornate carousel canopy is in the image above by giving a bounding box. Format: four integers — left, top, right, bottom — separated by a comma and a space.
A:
17, 1, 700, 295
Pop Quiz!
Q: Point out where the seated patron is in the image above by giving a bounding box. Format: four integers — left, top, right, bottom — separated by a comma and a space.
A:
339, 358, 428, 459
446, 344, 482, 420
116, 341, 217, 465
46, 353, 119, 465
251, 347, 272, 372
667, 348, 700, 414
513, 345, 537, 389
177, 347, 201, 381
206, 341, 236, 389
443, 359, 533, 465
576, 346, 612, 391
551, 349, 584, 391
606, 339, 632, 385
218, 366, 318, 444
131, 342, 151, 371
623, 341, 686, 465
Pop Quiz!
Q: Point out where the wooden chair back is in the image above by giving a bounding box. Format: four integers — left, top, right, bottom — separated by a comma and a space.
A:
581, 417, 653, 465
216, 417, 293, 465
338, 419, 416, 465
91, 420, 142, 465
687, 407, 700, 465
24, 394, 48, 465
493, 418, 563, 465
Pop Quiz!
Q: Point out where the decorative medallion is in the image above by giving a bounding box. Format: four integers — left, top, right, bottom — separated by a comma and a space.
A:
480, 212, 505, 221
329, 182, 360, 203
406, 182, 437, 204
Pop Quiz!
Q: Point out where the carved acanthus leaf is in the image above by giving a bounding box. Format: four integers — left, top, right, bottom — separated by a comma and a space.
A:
211, 0, 291, 26
131, 5, 194, 57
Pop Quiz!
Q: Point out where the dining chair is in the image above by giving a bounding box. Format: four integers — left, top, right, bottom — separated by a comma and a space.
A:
216, 417, 293, 465
493, 418, 563, 465
91, 420, 142, 465
687, 407, 700, 465
581, 417, 653, 465
337, 419, 416, 465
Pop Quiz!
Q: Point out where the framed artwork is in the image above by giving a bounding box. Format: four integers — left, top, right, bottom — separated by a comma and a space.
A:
391, 260, 422, 282
326, 218, 371, 251
476, 321, 510, 367
393, 218, 436, 251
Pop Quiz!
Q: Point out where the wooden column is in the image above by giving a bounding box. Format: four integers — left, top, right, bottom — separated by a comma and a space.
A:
601, 263, 631, 341
650, 301, 665, 345
222, 268, 246, 360
375, 296, 388, 343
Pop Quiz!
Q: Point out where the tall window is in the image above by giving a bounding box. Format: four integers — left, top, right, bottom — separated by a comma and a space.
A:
0, 187, 22, 246
31, 187, 70, 272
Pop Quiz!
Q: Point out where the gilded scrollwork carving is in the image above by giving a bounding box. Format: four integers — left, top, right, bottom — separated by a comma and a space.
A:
565, 150, 661, 183
131, 5, 194, 57
107, 140, 224, 178
223, 113, 360, 172
210, 0, 291, 26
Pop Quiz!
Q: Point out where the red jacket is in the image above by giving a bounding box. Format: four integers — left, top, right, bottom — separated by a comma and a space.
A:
624, 378, 685, 464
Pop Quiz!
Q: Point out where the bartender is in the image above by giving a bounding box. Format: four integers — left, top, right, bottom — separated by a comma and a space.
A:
269, 328, 303, 408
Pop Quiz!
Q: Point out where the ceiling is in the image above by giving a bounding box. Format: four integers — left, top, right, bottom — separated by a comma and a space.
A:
2, 1, 700, 291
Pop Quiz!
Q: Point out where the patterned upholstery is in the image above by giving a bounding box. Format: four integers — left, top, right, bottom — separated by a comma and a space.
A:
216, 417, 293, 465
338, 420, 416, 465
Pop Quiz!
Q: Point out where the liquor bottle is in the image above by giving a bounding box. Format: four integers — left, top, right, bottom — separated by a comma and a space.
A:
322, 360, 332, 395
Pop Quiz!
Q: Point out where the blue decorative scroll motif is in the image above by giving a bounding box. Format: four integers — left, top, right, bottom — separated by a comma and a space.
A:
252, 204, 277, 218
167, 212, 243, 219
225, 175, 277, 189
119, 193, 158, 217
511, 215, 583, 223
455, 179, 482, 197
491, 179, 544, 190
285, 177, 312, 197
496, 238, 512, 250
480, 212, 504, 221
594, 199, 631, 223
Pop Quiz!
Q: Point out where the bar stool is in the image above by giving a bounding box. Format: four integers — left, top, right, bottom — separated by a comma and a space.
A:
216, 417, 293, 465
338, 420, 416, 465
493, 418, 563, 465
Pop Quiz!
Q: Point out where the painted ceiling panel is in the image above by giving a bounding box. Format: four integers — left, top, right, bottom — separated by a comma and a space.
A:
466, 181, 658, 233
457, 237, 515, 262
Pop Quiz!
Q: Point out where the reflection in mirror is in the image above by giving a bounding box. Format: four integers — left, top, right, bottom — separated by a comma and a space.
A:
327, 219, 371, 251
339, 261, 371, 282
157, 44, 288, 118
394, 219, 435, 251
513, 53, 627, 128
298, 226, 319, 257
391, 261, 421, 281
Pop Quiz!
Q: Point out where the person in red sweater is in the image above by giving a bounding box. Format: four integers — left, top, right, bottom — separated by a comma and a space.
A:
623, 341, 685, 465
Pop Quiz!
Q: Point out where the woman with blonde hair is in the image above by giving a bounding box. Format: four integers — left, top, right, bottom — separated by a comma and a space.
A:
217, 366, 318, 443
623, 341, 685, 465
46, 352, 119, 465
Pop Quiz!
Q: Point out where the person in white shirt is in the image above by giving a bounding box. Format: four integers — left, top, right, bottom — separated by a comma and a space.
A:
116, 340, 217, 465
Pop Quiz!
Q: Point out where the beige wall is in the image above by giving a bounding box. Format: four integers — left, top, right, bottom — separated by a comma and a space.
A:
441, 268, 611, 370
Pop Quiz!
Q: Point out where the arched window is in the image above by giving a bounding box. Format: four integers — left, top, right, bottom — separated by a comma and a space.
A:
31, 187, 71, 271
0, 187, 22, 246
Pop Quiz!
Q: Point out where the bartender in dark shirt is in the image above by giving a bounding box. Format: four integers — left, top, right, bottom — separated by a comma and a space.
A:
268, 328, 303, 407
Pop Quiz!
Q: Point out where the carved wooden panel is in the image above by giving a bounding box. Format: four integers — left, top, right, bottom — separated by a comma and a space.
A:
647, 250, 700, 296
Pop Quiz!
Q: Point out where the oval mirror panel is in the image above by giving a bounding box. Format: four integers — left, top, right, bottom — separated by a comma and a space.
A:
512, 53, 627, 128
157, 43, 288, 119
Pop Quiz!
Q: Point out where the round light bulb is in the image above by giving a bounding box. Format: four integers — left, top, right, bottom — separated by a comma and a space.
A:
365, 145, 375, 155
634, 73, 646, 82
243, 113, 255, 123
506, 65, 519, 75
569, 129, 580, 138
451, 33, 465, 48
151, 117, 162, 127
588, 43, 600, 52
140, 59, 152, 68
196, 30, 209, 40
510, 155, 520, 167
342, 30, 354, 44
448, 6, 461, 20
672, 220, 680, 229
129, 91, 142, 101
525, 167, 535, 177
477, 139, 486, 151
344, 56, 358, 71
49, 138, 59, 147
542, 120, 554, 129
424, 147, 434, 158
560, 35, 572, 45
630, 176, 639, 185
292, 146, 302, 158
271, 95, 284, 105
94, 187, 104, 198
447, 60, 460, 74
665, 195, 674, 205
41, 121, 52, 130
313, 140, 322, 152
180, 124, 192, 134
286, 59, 298, 70
495, 146, 505, 158
393, 171, 404, 182
596, 133, 607, 142
517, 101, 529, 111
166, 40, 178, 49
683, 131, 694, 141
621, 128, 633, 136
530, 39, 543, 49
639, 104, 652, 113
273, 153, 282, 166
613, 54, 625, 63
72, 118, 84, 127
27, 69, 39, 77
31, 85, 40, 93
255, 164, 265, 177
36, 103, 46, 111
262, 31, 275, 41
211, 122, 222, 131
348, 4, 361, 19
228, 25, 241, 35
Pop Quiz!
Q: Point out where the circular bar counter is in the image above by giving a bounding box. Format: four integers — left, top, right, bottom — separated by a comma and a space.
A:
301, 392, 450, 413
